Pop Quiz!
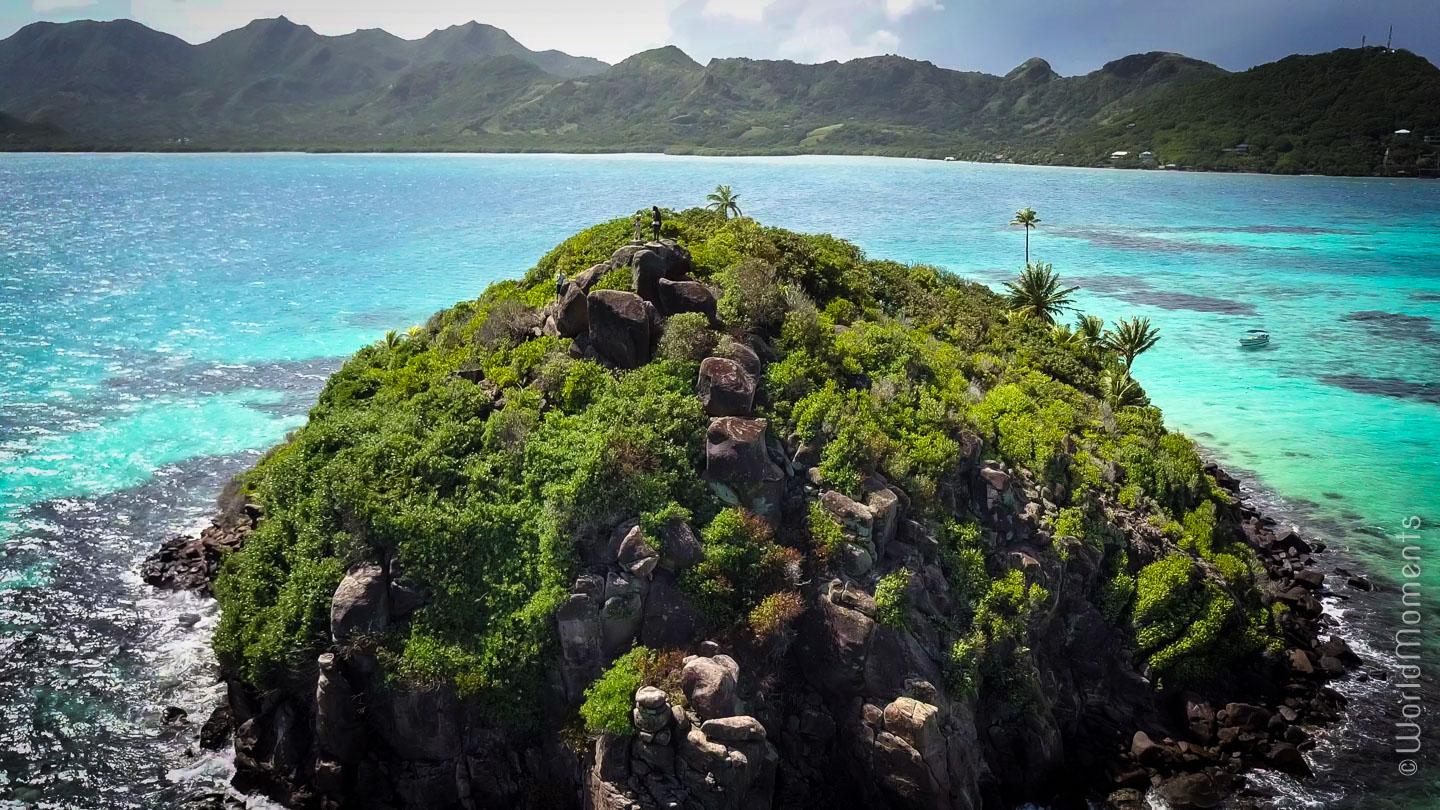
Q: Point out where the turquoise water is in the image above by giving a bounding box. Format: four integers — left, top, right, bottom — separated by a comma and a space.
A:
1, 153, 1438, 806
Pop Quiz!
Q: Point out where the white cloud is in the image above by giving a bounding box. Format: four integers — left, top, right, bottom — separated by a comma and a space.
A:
883, 0, 942, 19
866, 28, 899, 51
31, 0, 98, 10
702, 0, 774, 22
776, 23, 898, 62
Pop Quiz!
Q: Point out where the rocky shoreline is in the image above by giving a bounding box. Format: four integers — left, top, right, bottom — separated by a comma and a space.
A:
143, 236, 1377, 810
146, 452, 1372, 810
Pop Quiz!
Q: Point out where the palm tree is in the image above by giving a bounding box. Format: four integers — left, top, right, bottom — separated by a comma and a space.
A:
406, 325, 425, 340
1075, 314, 1107, 353
1100, 366, 1150, 410
1010, 207, 1041, 265
1105, 316, 1162, 369
382, 329, 401, 350
1052, 323, 1082, 352
1003, 262, 1079, 325
706, 185, 743, 219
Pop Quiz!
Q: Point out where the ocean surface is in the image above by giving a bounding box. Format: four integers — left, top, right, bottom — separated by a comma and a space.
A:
1, 153, 1437, 808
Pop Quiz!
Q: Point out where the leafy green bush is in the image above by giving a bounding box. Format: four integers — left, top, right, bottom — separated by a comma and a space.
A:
944, 634, 983, 696
581, 647, 649, 735
716, 258, 786, 328
657, 312, 718, 363
682, 508, 799, 629
973, 570, 1049, 643
591, 266, 634, 292
938, 518, 988, 606
1052, 507, 1087, 542
749, 591, 805, 641
806, 499, 847, 559
874, 570, 913, 628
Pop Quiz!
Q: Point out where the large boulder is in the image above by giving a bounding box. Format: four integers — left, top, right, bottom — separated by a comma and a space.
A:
600, 572, 646, 660
697, 357, 756, 417
573, 261, 612, 292
701, 715, 767, 742
314, 654, 362, 764
556, 591, 603, 704
821, 489, 875, 544
642, 239, 694, 278
801, 580, 876, 694
864, 478, 901, 557
587, 289, 651, 369
873, 730, 944, 804
630, 249, 668, 303
1157, 771, 1227, 809
705, 417, 770, 485
883, 698, 944, 765
723, 342, 762, 378
657, 520, 705, 573
552, 282, 589, 337
330, 564, 389, 642
658, 278, 718, 321
680, 654, 740, 720
677, 723, 778, 810
640, 572, 703, 648
616, 524, 659, 578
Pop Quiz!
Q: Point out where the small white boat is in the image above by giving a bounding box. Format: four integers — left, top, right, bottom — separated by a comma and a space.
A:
1239, 329, 1270, 348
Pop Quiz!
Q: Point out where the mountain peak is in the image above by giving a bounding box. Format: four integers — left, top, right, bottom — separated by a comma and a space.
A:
1005, 57, 1058, 83
1098, 51, 1217, 79
616, 45, 701, 71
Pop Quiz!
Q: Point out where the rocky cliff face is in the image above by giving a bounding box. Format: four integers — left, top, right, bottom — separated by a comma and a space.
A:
153, 234, 1364, 810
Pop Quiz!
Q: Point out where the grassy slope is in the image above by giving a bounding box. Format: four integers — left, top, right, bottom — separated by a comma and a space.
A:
213, 213, 1278, 727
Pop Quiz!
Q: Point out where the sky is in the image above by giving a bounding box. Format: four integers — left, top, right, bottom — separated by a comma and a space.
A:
1, 0, 1437, 74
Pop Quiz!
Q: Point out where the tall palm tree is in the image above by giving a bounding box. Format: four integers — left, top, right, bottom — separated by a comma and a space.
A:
1003, 262, 1078, 325
1075, 314, 1107, 353
1105, 316, 1162, 369
1011, 207, 1041, 265
706, 185, 743, 219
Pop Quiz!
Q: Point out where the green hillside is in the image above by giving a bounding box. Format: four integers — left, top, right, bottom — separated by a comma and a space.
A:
1058, 48, 1440, 175
2, 18, 1438, 176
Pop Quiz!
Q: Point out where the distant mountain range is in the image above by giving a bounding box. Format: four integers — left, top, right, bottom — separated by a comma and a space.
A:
2, 17, 1438, 176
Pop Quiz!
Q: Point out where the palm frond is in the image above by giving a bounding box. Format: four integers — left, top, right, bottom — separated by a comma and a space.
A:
1002, 262, 1078, 325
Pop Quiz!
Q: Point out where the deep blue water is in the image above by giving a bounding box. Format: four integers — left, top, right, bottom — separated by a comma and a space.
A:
1, 153, 1437, 808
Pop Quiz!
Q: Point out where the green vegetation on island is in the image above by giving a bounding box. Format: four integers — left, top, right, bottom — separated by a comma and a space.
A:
212, 199, 1278, 733
1059, 47, 1440, 175
4, 18, 1437, 176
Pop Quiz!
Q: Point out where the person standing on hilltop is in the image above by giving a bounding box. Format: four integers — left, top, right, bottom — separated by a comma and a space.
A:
633, 210, 644, 242
651, 206, 662, 242
555, 268, 566, 298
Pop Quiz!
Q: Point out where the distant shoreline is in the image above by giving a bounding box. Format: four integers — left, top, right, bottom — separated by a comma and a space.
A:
3, 146, 1434, 180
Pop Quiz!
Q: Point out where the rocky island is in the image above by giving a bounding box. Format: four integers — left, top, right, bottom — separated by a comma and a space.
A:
151, 211, 1363, 809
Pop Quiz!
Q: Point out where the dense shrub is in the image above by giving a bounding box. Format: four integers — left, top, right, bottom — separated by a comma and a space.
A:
682, 508, 800, 628
657, 312, 718, 363
749, 591, 805, 641
716, 258, 786, 328
580, 647, 649, 735
874, 570, 912, 628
